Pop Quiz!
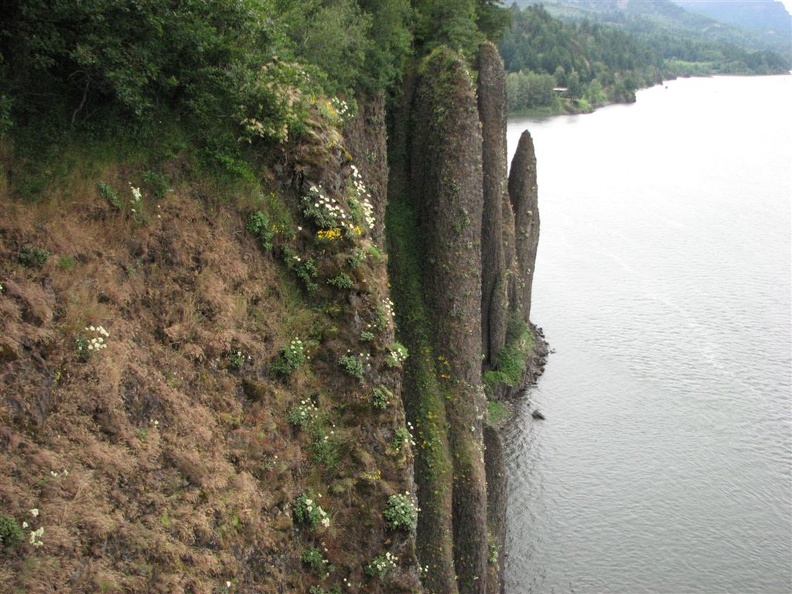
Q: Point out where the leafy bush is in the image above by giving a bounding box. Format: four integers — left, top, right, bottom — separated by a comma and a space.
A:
372, 386, 392, 411
75, 325, 110, 362
271, 338, 306, 378
17, 246, 49, 269
385, 341, 409, 368
246, 211, 274, 251
348, 247, 367, 269
371, 299, 395, 333
339, 354, 365, 381
383, 493, 419, 531
327, 273, 354, 290
390, 426, 414, 452
226, 349, 251, 370
364, 551, 398, 579
2, 1, 306, 129
143, 170, 169, 198
287, 400, 318, 428
0, 515, 23, 549
301, 185, 345, 230
310, 431, 340, 469
293, 493, 330, 530
301, 546, 327, 572
282, 247, 318, 295
97, 181, 121, 210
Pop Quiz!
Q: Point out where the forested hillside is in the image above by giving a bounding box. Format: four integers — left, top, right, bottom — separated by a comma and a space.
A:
512, 0, 792, 54
673, 0, 792, 45
500, 1, 791, 113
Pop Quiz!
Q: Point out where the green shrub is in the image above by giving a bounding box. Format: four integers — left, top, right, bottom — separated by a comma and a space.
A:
227, 348, 250, 370
74, 325, 110, 362
97, 181, 121, 210
283, 247, 318, 294
0, 515, 23, 549
271, 338, 306, 378
288, 400, 318, 428
383, 493, 418, 531
310, 431, 340, 469
301, 185, 344, 230
364, 551, 398, 579
18, 246, 49, 269
246, 211, 274, 250
292, 493, 330, 530
327, 273, 354, 290
339, 353, 365, 381
347, 247, 366, 269
371, 301, 394, 332
301, 546, 327, 572
390, 426, 414, 452
385, 341, 409, 368
58, 256, 76, 271
142, 170, 169, 198
372, 386, 392, 411
488, 541, 500, 567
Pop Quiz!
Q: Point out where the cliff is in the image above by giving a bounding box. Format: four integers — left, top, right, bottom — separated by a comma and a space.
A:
0, 38, 543, 594
0, 109, 424, 592
387, 42, 543, 593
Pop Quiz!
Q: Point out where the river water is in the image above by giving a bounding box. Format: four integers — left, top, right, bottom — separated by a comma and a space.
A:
504, 75, 792, 594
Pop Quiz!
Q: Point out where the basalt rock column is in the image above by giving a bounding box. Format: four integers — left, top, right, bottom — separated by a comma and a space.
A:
508, 131, 540, 324
477, 42, 514, 368
410, 48, 488, 594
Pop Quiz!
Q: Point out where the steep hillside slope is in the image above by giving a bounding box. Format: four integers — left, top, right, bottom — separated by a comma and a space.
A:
0, 112, 423, 593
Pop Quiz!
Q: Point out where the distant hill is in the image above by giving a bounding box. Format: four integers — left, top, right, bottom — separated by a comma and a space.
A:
511, 0, 792, 55
500, 1, 791, 114
673, 0, 792, 47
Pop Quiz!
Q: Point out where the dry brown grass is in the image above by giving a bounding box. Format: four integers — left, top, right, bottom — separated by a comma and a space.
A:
0, 149, 422, 592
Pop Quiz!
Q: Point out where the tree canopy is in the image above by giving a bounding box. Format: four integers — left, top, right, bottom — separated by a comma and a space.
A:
0, 0, 510, 154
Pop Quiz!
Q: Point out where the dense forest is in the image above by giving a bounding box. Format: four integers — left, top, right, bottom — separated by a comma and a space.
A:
500, 3, 792, 113
0, 0, 508, 184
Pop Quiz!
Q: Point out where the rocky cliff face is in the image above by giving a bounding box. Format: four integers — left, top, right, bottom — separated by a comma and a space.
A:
387, 42, 542, 593
508, 130, 541, 326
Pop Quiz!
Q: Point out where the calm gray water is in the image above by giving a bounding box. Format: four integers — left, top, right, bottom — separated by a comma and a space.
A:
504, 75, 792, 594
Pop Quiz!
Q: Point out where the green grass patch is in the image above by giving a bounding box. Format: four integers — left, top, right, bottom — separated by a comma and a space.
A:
487, 400, 509, 426
483, 316, 535, 393
386, 194, 455, 572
